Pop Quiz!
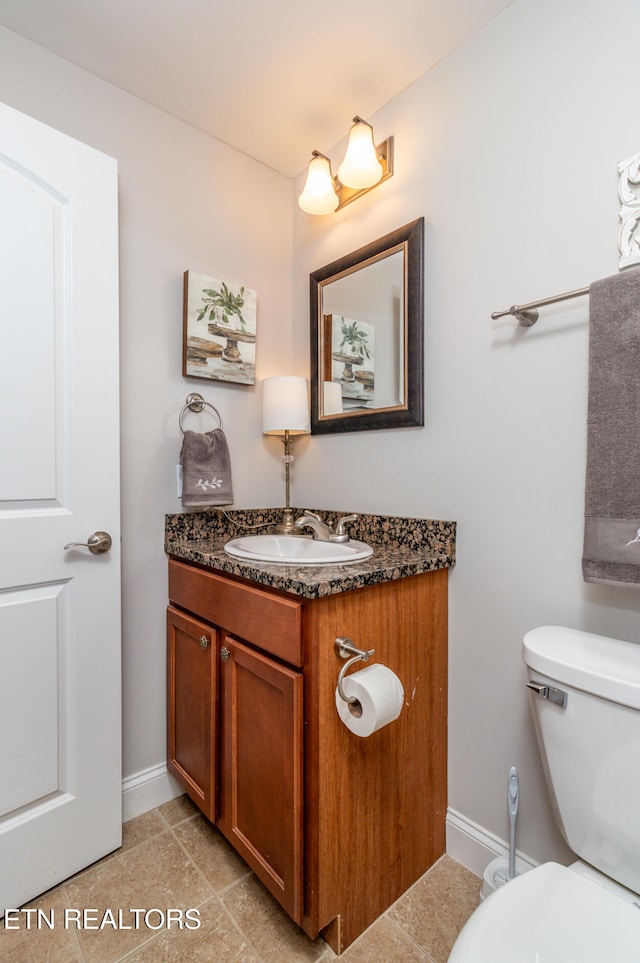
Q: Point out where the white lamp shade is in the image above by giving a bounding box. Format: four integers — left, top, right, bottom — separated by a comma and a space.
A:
298, 153, 339, 215
323, 381, 343, 415
262, 376, 310, 434
337, 118, 383, 189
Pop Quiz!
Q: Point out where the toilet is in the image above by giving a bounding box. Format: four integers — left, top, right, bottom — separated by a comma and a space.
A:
449, 625, 640, 962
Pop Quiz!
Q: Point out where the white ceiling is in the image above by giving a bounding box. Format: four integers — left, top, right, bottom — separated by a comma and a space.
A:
0, 0, 514, 178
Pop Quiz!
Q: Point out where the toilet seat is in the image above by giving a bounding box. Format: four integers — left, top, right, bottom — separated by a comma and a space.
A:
448, 861, 640, 963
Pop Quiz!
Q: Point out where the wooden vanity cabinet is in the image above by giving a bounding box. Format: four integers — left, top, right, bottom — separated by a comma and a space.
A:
166, 606, 217, 823
217, 634, 303, 922
167, 556, 448, 954
167, 561, 304, 922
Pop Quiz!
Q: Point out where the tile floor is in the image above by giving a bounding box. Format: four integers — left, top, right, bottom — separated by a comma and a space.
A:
0, 796, 480, 963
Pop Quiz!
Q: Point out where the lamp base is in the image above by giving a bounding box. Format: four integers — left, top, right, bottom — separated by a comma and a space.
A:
274, 509, 298, 535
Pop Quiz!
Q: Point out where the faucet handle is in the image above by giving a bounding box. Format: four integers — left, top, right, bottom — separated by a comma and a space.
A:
334, 513, 358, 539
302, 509, 323, 521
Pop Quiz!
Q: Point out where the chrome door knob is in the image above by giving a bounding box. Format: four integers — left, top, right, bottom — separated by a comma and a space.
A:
64, 531, 112, 554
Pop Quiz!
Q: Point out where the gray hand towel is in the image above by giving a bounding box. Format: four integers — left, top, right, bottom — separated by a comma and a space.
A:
583, 267, 640, 586
180, 429, 234, 508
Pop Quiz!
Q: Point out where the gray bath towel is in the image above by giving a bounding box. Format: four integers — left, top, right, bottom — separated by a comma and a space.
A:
583, 267, 640, 586
180, 429, 234, 507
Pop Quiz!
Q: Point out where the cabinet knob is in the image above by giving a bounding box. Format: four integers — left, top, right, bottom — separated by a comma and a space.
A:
199, 635, 209, 650
220, 646, 230, 662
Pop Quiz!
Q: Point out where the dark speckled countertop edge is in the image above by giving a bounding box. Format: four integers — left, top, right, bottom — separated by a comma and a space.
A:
165, 508, 456, 600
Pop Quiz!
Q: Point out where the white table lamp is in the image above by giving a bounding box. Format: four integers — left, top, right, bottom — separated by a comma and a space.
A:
262, 376, 310, 534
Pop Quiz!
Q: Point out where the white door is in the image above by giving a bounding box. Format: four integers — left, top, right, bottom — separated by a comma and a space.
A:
0, 102, 121, 912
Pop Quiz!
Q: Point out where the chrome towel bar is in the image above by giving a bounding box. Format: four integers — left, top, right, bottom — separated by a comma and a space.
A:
492, 285, 589, 326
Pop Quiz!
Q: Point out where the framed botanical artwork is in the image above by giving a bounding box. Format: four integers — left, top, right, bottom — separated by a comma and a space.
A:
325, 313, 376, 408
183, 270, 257, 385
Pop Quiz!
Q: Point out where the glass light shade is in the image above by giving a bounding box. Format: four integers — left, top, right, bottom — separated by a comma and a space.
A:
337, 118, 383, 189
298, 153, 339, 215
262, 376, 310, 434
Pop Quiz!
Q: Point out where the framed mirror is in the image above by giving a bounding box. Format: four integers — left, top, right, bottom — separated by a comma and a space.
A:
310, 218, 424, 434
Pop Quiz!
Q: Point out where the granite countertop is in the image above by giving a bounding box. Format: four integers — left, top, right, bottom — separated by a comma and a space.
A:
165, 508, 456, 600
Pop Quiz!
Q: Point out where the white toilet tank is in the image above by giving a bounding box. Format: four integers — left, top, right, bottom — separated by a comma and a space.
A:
523, 626, 640, 895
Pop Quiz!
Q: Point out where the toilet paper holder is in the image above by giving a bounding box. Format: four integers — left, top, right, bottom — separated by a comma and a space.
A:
335, 637, 376, 716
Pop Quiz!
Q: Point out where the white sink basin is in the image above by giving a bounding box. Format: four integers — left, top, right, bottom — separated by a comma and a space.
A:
224, 534, 373, 565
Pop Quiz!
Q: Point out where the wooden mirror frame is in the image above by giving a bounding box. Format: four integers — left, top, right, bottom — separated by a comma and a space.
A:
310, 218, 424, 434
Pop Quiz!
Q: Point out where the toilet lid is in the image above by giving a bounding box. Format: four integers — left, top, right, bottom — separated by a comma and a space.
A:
448, 862, 640, 963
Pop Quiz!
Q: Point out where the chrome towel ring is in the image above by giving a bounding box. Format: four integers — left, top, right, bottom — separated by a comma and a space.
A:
179, 392, 223, 433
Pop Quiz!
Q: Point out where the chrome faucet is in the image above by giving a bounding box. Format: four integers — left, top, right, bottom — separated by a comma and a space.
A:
294, 511, 358, 543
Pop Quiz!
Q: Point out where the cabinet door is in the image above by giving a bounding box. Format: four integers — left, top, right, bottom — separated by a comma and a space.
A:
166, 606, 217, 822
218, 635, 303, 923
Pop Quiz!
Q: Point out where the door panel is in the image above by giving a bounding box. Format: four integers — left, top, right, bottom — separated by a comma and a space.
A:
0, 101, 121, 913
0, 156, 60, 500
0, 584, 65, 816
218, 636, 303, 923
166, 606, 217, 822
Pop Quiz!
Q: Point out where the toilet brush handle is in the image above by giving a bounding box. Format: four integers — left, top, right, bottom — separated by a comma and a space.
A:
507, 766, 519, 880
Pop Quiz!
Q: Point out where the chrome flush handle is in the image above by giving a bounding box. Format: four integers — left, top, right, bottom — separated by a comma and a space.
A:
526, 680, 568, 709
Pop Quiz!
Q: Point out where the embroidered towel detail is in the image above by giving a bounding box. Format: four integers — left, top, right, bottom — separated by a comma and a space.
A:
583, 267, 640, 586
179, 429, 234, 507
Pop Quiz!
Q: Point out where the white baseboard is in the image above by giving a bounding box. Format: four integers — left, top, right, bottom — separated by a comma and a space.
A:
121, 763, 183, 822
446, 807, 538, 878
122, 775, 540, 874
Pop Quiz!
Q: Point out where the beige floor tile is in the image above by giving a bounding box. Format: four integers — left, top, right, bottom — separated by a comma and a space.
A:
173, 813, 251, 892
67, 809, 168, 881
121, 808, 167, 851
157, 795, 200, 827
337, 916, 430, 962
221, 875, 328, 963
2, 789, 479, 963
0, 888, 84, 963
388, 856, 480, 963
123, 896, 262, 962
61, 830, 214, 963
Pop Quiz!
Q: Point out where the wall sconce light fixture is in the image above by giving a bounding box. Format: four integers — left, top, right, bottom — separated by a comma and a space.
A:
298, 116, 394, 216
262, 375, 310, 534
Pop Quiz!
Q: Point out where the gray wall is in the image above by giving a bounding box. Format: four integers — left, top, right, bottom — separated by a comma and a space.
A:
2, 0, 640, 869
0, 26, 294, 780
291, 0, 640, 865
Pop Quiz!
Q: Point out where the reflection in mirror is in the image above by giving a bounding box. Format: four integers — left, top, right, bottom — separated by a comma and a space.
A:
310, 218, 424, 433
323, 250, 404, 411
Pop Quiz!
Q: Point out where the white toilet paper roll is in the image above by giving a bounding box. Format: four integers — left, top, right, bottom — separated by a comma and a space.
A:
335, 663, 404, 737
